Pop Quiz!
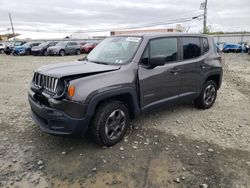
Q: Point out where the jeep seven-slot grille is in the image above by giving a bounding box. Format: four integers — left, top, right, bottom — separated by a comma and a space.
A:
33, 72, 58, 93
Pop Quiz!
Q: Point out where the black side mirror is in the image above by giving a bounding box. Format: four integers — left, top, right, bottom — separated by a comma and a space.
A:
148, 55, 166, 68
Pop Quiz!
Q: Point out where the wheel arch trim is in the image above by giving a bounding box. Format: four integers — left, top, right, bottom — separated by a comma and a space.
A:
85, 87, 140, 119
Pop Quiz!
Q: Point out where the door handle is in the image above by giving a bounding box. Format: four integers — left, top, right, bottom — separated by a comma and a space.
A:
200, 63, 206, 69
170, 67, 182, 75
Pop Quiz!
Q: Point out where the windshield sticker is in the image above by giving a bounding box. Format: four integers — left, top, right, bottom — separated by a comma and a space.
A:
126, 37, 141, 43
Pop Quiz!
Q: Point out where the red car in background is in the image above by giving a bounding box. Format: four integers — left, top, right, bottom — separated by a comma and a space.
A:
81, 42, 97, 53
79, 42, 87, 53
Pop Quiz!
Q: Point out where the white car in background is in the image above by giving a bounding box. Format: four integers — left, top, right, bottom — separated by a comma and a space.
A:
0, 43, 6, 54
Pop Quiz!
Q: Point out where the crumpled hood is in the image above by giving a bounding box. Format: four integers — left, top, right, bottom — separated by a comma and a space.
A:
36, 61, 121, 78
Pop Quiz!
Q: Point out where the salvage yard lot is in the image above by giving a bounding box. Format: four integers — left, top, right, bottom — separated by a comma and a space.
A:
0, 54, 250, 188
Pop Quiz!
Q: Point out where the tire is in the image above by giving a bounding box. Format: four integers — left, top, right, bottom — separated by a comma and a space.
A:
25, 49, 31, 55
76, 49, 81, 55
195, 80, 217, 109
91, 100, 130, 146
43, 50, 48, 56
59, 50, 65, 56
0, 49, 4, 54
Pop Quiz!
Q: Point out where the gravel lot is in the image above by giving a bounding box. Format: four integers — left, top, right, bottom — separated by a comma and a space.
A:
0, 53, 250, 188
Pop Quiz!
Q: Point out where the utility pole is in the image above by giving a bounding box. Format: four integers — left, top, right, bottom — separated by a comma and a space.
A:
9, 12, 15, 36
203, 0, 208, 34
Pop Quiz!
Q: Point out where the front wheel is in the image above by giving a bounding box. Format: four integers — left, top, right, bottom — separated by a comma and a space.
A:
195, 80, 217, 109
91, 101, 130, 146
43, 50, 48, 56
59, 50, 65, 56
25, 49, 31, 55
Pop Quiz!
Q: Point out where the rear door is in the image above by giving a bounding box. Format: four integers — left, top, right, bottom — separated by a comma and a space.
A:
65, 42, 72, 54
138, 37, 181, 108
179, 37, 206, 102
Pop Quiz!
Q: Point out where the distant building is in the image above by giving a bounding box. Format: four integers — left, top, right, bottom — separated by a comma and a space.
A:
69, 32, 91, 39
0, 33, 19, 41
110, 25, 185, 36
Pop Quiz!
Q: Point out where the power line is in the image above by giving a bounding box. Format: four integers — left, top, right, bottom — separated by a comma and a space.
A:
8, 12, 15, 36
0, 14, 203, 34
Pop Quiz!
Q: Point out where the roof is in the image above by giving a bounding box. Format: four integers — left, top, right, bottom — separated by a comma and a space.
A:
112, 32, 209, 39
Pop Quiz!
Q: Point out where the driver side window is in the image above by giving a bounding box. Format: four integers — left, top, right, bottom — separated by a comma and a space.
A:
150, 37, 178, 63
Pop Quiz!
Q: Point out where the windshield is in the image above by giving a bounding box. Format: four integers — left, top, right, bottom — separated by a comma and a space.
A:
87, 36, 142, 65
56, 41, 67, 46
22, 42, 33, 47
38, 42, 48, 48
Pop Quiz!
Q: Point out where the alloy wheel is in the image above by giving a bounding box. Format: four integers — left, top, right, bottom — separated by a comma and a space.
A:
203, 84, 216, 105
105, 109, 126, 140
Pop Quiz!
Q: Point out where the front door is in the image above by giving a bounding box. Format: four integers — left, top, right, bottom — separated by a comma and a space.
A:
138, 37, 181, 109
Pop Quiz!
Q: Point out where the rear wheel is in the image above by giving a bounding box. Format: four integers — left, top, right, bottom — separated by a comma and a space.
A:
25, 49, 31, 55
0, 49, 4, 54
59, 50, 65, 56
43, 50, 48, 56
195, 80, 217, 109
91, 101, 130, 146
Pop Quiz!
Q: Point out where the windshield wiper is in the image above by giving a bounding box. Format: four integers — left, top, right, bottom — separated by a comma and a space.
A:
78, 56, 88, 61
78, 57, 109, 65
89, 60, 108, 65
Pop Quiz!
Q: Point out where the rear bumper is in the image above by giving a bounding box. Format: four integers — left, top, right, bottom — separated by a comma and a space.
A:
28, 93, 91, 135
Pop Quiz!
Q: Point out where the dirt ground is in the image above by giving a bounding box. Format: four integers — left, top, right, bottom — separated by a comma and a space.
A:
0, 53, 250, 188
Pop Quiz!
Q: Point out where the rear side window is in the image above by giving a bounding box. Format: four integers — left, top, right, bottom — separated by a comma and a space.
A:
181, 37, 201, 60
201, 38, 209, 53
150, 37, 177, 63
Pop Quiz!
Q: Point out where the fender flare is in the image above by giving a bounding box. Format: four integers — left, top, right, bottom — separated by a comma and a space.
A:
85, 87, 141, 119
202, 70, 223, 90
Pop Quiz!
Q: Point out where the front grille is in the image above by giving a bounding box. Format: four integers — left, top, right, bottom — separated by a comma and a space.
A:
33, 72, 58, 93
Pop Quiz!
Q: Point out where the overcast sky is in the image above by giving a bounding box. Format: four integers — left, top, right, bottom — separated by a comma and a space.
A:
0, 0, 249, 36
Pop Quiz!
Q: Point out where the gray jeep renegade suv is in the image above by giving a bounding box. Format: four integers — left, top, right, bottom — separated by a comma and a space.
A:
28, 33, 222, 146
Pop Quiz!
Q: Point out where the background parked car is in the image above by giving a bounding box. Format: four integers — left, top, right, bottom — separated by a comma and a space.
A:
47, 41, 81, 56
81, 42, 97, 53
4, 41, 26, 55
13, 42, 41, 55
0, 43, 6, 54
222, 44, 242, 53
31, 41, 58, 56
79, 42, 87, 53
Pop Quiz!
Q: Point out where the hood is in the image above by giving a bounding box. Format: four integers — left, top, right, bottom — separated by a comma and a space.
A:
36, 61, 121, 78
14, 46, 25, 50
47, 46, 60, 50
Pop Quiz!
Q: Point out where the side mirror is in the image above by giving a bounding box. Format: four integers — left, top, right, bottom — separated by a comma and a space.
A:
148, 55, 166, 68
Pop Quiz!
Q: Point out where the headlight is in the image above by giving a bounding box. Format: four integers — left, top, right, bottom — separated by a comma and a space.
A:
54, 79, 67, 99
